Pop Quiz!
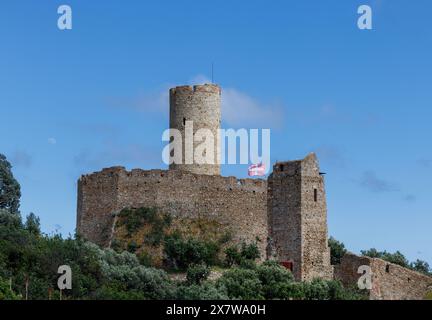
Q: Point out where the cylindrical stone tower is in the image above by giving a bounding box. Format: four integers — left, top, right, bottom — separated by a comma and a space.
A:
169, 84, 221, 175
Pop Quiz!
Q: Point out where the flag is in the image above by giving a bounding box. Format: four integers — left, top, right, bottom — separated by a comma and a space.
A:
248, 162, 266, 176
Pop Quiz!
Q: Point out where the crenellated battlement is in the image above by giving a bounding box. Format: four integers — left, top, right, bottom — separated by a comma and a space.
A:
169, 84, 221, 96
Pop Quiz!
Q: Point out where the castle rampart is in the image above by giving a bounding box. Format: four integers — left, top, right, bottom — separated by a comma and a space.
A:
77, 166, 268, 255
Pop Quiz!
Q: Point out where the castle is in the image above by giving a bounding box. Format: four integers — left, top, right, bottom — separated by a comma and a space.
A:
77, 84, 432, 298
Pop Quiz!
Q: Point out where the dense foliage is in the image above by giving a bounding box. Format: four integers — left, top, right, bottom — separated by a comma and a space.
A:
0, 210, 368, 300
224, 242, 261, 267
164, 232, 220, 270
0, 154, 21, 214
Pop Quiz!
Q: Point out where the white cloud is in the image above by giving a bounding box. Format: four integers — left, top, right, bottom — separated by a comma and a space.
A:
222, 88, 283, 128
107, 75, 285, 129
190, 75, 284, 128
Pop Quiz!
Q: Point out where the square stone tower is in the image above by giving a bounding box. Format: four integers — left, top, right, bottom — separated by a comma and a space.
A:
268, 153, 333, 281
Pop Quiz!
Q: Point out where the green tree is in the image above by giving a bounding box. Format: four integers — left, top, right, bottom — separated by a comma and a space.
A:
25, 212, 41, 236
0, 154, 21, 214
328, 237, 347, 265
256, 260, 296, 299
361, 249, 410, 269
216, 268, 264, 300
0, 277, 20, 300
186, 264, 211, 285
410, 259, 431, 275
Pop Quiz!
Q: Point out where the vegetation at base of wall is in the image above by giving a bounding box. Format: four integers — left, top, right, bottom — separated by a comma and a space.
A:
214, 260, 367, 300
0, 209, 367, 300
117, 207, 171, 243
224, 242, 261, 267
112, 207, 234, 270
164, 232, 221, 270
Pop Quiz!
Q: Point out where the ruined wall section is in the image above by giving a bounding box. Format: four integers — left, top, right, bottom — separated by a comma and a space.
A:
335, 252, 432, 300
77, 167, 268, 257
169, 84, 221, 176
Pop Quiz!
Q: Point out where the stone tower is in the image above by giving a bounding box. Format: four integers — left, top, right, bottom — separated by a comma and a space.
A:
268, 153, 333, 281
169, 84, 221, 176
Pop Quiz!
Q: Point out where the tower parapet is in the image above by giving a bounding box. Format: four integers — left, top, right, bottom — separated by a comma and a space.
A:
169, 84, 221, 176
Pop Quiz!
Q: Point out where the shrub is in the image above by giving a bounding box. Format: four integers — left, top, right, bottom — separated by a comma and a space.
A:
304, 278, 331, 300
276, 281, 305, 300
302, 278, 365, 300
186, 264, 211, 285
224, 246, 242, 267
256, 260, 295, 299
137, 251, 153, 267
224, 242, 260, 267
90, 245, 175, 299
176, 282, 228, 300
117, 207, 171, 241
216, 268, 264, 300
241, 242, 260, 261
127, 241, 139, 253
164, 233, 220, 270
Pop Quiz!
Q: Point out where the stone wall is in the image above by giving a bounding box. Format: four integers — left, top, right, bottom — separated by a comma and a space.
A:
335, 252, 432, 300
77, 166, 268, 256
268, 153, 333, 281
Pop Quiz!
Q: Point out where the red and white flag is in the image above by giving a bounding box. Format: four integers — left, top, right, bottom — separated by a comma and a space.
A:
248, 162, 266, 176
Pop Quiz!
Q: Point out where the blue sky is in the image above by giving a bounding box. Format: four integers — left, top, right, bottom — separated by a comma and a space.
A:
0, 0, 431, 263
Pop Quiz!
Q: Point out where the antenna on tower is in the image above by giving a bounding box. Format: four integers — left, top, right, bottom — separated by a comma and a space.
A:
211, 62, 214, 84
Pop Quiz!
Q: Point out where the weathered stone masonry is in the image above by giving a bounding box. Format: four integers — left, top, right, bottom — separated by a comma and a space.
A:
77, 167, 268, 255
268, 153, 333, 281
335, 252, 432, 300
77, 152, 333, 281
76, 83, 431, 299
169, 84, 221, 176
